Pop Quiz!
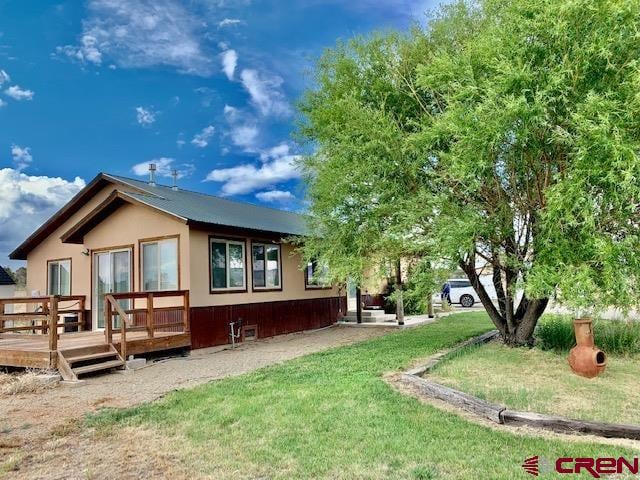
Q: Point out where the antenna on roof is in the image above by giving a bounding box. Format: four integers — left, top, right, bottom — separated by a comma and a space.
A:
148, 163, 156, 186
171, 170, 179, 191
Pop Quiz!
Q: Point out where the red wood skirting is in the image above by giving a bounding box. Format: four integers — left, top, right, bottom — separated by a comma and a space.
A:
190, 296, 346, 349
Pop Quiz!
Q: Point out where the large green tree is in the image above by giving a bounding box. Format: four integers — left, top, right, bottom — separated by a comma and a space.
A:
299, 0, 640, 345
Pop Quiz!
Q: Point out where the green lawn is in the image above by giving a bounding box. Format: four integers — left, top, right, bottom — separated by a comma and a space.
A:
430, 341, 640, 425
89, 313, 636, 479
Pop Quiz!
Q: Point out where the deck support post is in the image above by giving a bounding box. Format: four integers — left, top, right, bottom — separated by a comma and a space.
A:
78, 296, 85, 331
105, 297, 112, 344
146, 293, 154, 339
183, 290, 190, 333
356, 287, 362, 324
48, 296, 59, 360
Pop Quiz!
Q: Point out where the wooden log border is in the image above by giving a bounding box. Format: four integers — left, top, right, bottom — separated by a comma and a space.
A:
400, 330, 640, 441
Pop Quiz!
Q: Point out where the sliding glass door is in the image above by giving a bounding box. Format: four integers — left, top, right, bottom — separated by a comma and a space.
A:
93, 248, 131, 330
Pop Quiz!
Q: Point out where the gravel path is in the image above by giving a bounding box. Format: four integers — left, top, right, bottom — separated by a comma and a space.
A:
0, 327, 389, 446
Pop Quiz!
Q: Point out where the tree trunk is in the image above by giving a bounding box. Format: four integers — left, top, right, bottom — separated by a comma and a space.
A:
460, 260, 549, 346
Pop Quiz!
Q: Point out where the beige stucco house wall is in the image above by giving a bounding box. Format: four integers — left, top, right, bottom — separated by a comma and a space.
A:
189, 229, 338, 308
25, 186, 337, 312
14, 173, 344, 346
26, 184, 116, 298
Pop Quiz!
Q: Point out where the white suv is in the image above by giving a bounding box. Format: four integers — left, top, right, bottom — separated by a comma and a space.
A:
433, 277, 497, 308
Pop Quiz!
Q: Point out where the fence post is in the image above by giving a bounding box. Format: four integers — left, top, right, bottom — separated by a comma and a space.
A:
79, 296, 85, 331
48, 295, 58, 353
120, 305, 127, 361
183, 290, 190, 333
42, 300, 49, 335
146, 293, 154, 339
105, 296, 112, 344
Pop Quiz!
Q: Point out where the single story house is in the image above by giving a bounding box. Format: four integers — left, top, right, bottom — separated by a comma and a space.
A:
8, 172, 344, 351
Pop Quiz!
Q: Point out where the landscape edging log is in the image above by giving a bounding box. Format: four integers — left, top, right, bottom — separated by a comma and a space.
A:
500, 410, 640, 440
401, 330, 640, 441
400, 373, 504, 423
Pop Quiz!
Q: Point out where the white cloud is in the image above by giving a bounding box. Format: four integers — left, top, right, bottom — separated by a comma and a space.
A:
229, 124, 259, 149
11, 145, 32, 171
4, 85, 34, 101
55, 34, 103, 65
0, 70, 10, 85
218, 18, 242, 27
55, 0, 213, 76
0, 169, 85, 261
131, 157, 194, 179
223, 104, 240, 120
135, 106, 156, 126
220, 49, 237, 80
240, 69, 291, 117
191, 125, 215, 148
223, 104, 260, 150
0, 99, 6, 108
255, 190, 295, 203
259, 142, 290, 162
205, 143, 301, 195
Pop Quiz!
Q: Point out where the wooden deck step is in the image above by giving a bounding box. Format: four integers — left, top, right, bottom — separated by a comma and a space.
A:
60, 343, 112, 358
72, 359, 125, 376
66, 350, 119, 365
57, 344, 125, 381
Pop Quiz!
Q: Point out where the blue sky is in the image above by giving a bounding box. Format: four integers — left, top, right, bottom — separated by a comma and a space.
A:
0, 0, 439, 265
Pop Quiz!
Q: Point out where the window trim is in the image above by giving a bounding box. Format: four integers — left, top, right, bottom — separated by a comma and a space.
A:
250, 241, 283, 292
46, 258, 72, 296
304, 259, 332, 290
139, 234, 181, 292
208, 236, 248, 294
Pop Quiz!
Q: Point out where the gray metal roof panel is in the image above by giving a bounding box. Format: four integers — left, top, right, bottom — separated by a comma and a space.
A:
109, 175, 309, 236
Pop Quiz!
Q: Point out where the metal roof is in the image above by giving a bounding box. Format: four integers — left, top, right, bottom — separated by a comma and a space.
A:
0, 266, 15, 286
105, 175, 309, 236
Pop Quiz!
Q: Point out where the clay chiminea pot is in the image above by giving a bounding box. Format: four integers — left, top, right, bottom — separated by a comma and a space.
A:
568, 318, 606, 378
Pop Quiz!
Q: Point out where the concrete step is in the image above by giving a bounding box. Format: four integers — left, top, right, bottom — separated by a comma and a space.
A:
346, 310, 390, 317
342, 313, 397, 323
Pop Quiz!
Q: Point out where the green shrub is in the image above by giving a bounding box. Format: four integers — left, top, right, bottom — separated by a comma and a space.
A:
536, 315, 640, 356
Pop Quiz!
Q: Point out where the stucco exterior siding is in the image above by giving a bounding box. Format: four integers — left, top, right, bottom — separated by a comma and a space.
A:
188, 229, 339, 308
26, 185, 118, 298
26, 195, 338, 312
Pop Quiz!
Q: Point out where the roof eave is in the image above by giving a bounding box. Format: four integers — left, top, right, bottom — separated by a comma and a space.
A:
60, 190, 188, 244
186, 219, 306, 240
9, 173, 165, 260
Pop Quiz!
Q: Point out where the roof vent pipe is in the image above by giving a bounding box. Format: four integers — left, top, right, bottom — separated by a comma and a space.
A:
171, 170, 179, 191
148, 163, 156, 186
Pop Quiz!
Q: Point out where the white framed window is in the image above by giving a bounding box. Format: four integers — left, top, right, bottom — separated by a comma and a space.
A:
210, 238, 246, 291
305, 259, 330, 288
252, 242, 281, 290
141, 237, 179, 291
47, 259, 71, 295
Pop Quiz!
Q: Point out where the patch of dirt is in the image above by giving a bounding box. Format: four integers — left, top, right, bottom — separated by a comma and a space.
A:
0, 325, 392, 479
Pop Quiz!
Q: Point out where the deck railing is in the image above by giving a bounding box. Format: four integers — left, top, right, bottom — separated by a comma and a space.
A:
104, 290, 190, 359
0, 295, 86, 352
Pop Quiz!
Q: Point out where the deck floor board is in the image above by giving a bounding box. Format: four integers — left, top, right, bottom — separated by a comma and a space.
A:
0, 331, 191, 368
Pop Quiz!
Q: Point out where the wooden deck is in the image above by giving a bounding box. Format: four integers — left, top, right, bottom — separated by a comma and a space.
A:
0, 330, 191, 369
0, 290, 191, 379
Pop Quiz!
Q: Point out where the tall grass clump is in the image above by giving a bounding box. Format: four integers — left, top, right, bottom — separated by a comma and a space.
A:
536, 315, 640, 356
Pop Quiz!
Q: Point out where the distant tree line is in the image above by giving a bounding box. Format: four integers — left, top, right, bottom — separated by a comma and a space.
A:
3, 266, 26, 288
